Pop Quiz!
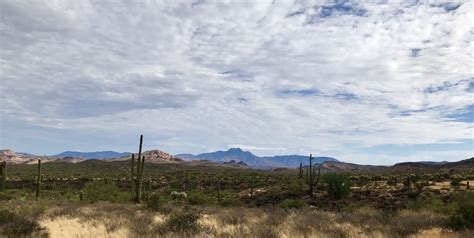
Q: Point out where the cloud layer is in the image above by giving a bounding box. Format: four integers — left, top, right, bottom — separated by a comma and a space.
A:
1, 0, 472, 164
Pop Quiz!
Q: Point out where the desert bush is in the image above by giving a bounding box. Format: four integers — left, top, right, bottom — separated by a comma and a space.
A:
82, 180, 129, 203
279, 199, 306, 209
406, 195, 450, 214
324, 173, 351, 199
450, 176, 462, 186
448, 192, 474, 230
0, 209, 46, 236
145, 193, 163, 210
415, 181, 430, 190
187, 190, 213, 205
157, 210, 202, 234
386, 176, 397, 186
284, 179, 306, 197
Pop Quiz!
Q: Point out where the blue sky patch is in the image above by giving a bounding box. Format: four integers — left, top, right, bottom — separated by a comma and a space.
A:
279, 88, 320, 97
424, 79, 473, 94
432, 3, 462, 12
410, 48, 421, 57
319, 1, 367, 18
468, 81, 474, 92
445, 104, 474, 123
334, 92, 357, 100
220, 70, 254, 82
363, 140, 473, 157
237, 97, 248, 103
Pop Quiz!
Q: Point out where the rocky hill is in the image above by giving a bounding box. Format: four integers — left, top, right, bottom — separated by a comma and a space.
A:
109, 149, 183, 164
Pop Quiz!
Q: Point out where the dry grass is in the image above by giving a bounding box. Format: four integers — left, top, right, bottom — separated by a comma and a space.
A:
2, 201, 473, 238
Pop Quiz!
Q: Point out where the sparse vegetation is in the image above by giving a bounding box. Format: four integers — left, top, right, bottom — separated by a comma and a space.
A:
0, 158, 472, 237
82, 180, 129, 203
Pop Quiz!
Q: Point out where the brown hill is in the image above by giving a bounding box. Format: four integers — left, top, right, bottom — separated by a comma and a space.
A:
0, 149, 41, 164
109, 149, 183, 164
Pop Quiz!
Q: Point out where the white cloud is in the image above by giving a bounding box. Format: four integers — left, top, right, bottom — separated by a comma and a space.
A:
0, 0, 472, 163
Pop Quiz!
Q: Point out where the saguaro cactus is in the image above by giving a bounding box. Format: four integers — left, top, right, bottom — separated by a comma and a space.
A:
36, 159, 42, 200
309, 154, 314, 196
137, 155, 145, 202
299, 162, 303, 178
0, 161, 6, 192
305, 166, 309, 182
135, 154, 141, 198
134, 134, 145, 203
130, 154, 135, 194
305, 154, 321, 197
405, 176, 411, 188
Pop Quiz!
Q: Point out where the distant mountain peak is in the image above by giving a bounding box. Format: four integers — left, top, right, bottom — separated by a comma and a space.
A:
228, 147, 243, 152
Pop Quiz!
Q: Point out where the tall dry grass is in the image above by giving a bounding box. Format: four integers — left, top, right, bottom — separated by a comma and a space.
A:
2, 201, 474, 237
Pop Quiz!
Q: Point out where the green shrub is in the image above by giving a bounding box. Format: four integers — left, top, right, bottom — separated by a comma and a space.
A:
284, 180, 306, 197
324, 173, 352, 199
406, 195, 453, 214
145, 193, 163, 211
450, 176, 462, 186
278, 199, 306, 209
158, 210, 202, 234
187, 191, 213, 205
448, 192, 474, 230
82, 180, 129, 203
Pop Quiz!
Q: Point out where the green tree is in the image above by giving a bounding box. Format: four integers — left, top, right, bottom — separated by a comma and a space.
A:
324, 173, 351, 199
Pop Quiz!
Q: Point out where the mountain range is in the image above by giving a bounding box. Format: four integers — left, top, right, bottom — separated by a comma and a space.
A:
175, 148, 338, 168
2, 148, 471, 171
53, 151, 131, 160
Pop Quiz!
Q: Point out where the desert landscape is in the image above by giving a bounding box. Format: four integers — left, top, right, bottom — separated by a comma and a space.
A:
1, 1, 473, 237
1, 143, 473, 237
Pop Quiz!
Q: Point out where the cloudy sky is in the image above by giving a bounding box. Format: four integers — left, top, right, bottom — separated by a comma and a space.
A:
0, 0, 472, 165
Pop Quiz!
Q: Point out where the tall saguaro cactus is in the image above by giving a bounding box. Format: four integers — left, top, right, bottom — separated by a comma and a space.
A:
305, 154, 321, 197
134, 134, 145, 203
130, 154, 135, 195
137, 155, 145, 202
309, 154, 314, 196
36, 159, 42, 200
0, 161, 6, 192
135, 154, 141, 198
299, 162, 303, 178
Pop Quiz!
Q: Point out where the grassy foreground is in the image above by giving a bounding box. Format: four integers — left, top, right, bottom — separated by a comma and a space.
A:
1, 197, 474, 238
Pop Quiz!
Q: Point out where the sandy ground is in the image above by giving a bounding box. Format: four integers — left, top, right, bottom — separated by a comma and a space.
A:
38, 213, 469, 238
40, 217, 130, 238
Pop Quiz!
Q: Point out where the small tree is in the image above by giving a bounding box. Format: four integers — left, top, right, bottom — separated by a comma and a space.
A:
324, 173, 351, 199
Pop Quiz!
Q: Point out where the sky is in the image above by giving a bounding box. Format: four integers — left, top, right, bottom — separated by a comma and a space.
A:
0, 0, 473, 165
